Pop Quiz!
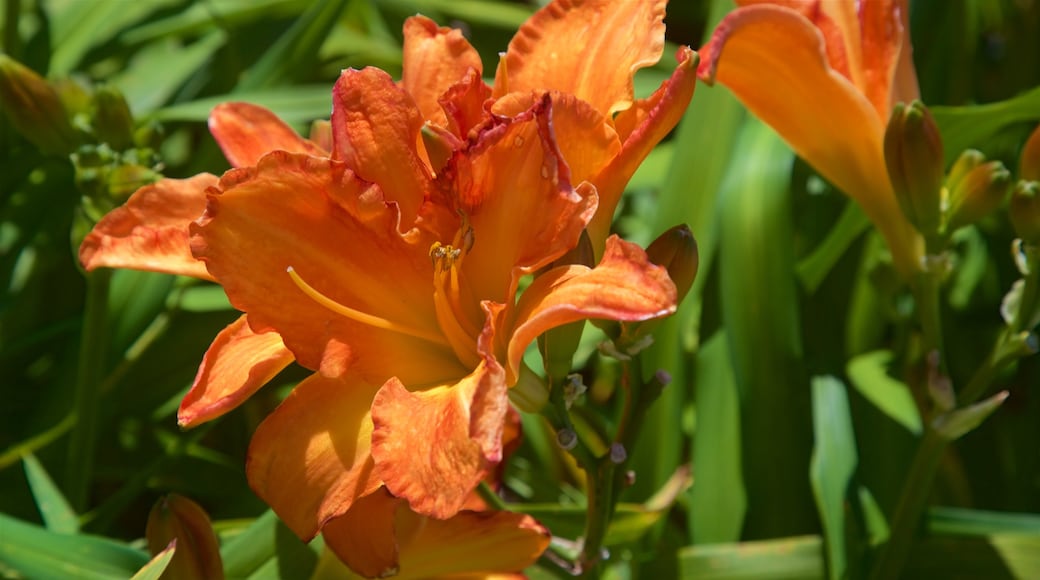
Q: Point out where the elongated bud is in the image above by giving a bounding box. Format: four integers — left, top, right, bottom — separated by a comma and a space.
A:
93, 85, 135, 151
538, 231, 594, 382
1022, 123, 1040, 182
146, 494, 224, 580
1010, 181, 1040, 244
943, 150, 1010, 232
932, 390, 1010, 441
885, 101, 945, 237
0, 54, 79, 155
645, 224, 698, 304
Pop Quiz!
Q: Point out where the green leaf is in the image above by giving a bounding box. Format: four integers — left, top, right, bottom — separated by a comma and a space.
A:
22, 453, 78, 534
221, 510, 320, 579
932, 85, 1040, 165
47, 0, 178, 75
153, 86, 333, 124
379, 0, 533, 28
929, 506, 1040, 537
129, 541, 175, 580
0, 512, 148, 579
717, 116, 813, 537
174, 285, 234, 313
908, 534, 1040, 579
796, 202, 871, 293
123, 0, 310, 44
688, 330, 745, 544
111, 31, 228, 114
809, 377, 858, 580
677, 536, 825, 579
857, 486, 890, 546
236, 0, 349, 91
846, 350, 923, 435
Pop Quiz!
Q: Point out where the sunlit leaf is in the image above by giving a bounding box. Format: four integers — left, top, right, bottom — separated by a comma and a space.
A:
0, 512, 148, 579
809, 377, 858, 580
847, 350, 923, 435
22, 453, 78, 534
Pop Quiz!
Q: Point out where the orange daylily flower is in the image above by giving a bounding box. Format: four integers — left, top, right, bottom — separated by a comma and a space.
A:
698, 0, 924, 278
79, 2, 693, 575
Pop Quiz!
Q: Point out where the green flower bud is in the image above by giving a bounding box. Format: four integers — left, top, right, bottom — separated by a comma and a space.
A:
645, 224, 698, 305
943, 150, 1010, 232
0, 54, 79, 155
93, 84, 135, 151
884, 101, 945, 237
538, 230, 594, 381
1021, 123, 1040, 182
1010, 180, 1040, 244
146, 494, 224, 580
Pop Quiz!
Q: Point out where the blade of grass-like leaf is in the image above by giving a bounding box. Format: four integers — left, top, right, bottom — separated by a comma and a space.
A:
23, 453, 78, 534
378, 0, 533, 28
0, 412, 74, 470
47, 0, 178, 75
111, 31, 227, 114
689, 330, 745, 544
796, 202, 871, 294
123, 0, 309, 44
809, 377, 858, 580
236, 0, 349, 91
153, 86, 333, 124
129, 541, 175, 580
858, 486, 890, 547
632, 0, 744, 503
929, 507, 1040, 537
718, 117, 814, 537
932, 85, 1040, 165
0, 512, 148, 579
846, 350, 922, 435
222, 510, 319, 578
907, 534, 1040, 579
677, 536, 825, 580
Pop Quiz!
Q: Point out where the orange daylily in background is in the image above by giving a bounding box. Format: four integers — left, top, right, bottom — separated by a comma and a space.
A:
698, 0, 924, 278
79, 0, 693, 576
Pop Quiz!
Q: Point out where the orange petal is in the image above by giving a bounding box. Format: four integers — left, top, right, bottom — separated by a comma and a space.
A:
889, 0, 920, 106
859, 0, 910, 118
331, 67, 432, 227
458, 94, 599, 305
320, 489, 402, 578
1022, 123, 1040, 182
441, 67, 493, 140
209, 102, 327, 168
698, 4, 922, 277
401, 15, 484, 128
590, 46, 698, 248
494, 0, 666, 118
177, 315, 294, 427
370, 355, 507, 519
79, 174, 217, 280
246, 372, 382, 540
190, 152, 465, 386
500, 235, 676, 382
736, 0, 854, 81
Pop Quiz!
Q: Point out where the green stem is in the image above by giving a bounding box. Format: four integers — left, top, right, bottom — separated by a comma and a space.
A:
477, 480, 508, 512
869, 428, 947, 580
914, 255, 946, 363
1011, 248, 1040, 334
65, 268, 111, 512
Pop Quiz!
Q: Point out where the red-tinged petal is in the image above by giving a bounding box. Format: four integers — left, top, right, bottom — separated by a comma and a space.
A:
370, 355, 508, 519
859, 0, 909, 119
698, 5, 923, 277
499, 236, 676, 383
79, 174, 217, 280
887, 0, 920, 107
321, 489, 402, 578
457, 95, 598, 305
589, 46, 697, 248
441, 68, 493, 140
331, 67, 432, 227
209, 102, 327, 169
737, 0, 854, 81
177, 315, 294, 428
191, 152, 466, 387
246, 372, 383, 540
402, 15, 484, 128
494, 0, 666, 117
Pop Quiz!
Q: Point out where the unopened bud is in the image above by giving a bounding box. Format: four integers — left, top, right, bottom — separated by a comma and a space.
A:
645, 224, 699, 304
885, 101, 945, 236
943, 150, 1010, 232
1021, 123, 1040, 182
556, 428, 578, 450
932, 390, 1010, 441
539, 231, 594, 381
146, 494, 224, 580
609, 442, 627, 464
0, 55, 79, 155
92, 85, 135, 151
1010, 181, 1040, 244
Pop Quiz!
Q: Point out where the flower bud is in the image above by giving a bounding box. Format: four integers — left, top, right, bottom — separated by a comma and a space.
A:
943, 150, 1010, 232
0, 54, 79, 155
645, 224, 698, 304
92, 84, 135, 151
1021, 123, 1040, 182
146, 494, 224, 580
884, 101, 945, 236
1010, 180, 1040, 244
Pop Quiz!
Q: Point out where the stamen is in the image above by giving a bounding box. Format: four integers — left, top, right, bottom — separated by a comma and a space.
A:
286, 266, 448, 346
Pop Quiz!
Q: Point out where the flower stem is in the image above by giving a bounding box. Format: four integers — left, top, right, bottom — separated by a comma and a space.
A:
65, 268, 111, 512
